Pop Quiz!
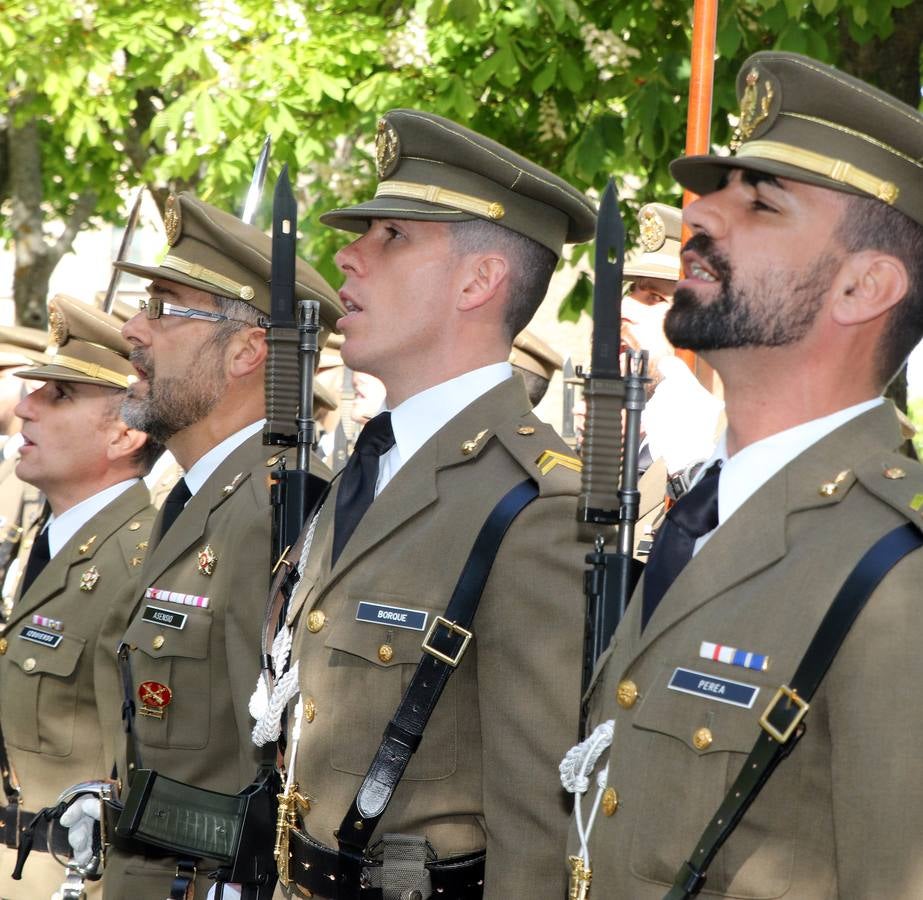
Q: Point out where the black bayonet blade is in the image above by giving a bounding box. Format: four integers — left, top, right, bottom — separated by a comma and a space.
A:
590, 179, 624, 378
271, 164, 297, 328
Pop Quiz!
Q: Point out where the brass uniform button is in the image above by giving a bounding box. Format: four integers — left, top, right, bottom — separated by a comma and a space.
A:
0, 638, 7, 655
616, 679, 639, 709
378, 644, 394, 663
693, 727, 713, 751
884, 466, 906, 480
517, 426, 535, 435
304, 698, 316, 723
152, 635, 165, 650
602, 787, 619, 816
307, 610, 326, 633
128, 522, 141, 532
22, 658, 36, 673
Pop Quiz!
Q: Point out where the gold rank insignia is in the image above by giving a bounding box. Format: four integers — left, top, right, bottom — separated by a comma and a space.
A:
197, 544, 217, 576
130, 556, 143, 568
78, 535, 97, 555
461, 429, 488, 456
80, 566, 100, 592
536, 449, 583, 475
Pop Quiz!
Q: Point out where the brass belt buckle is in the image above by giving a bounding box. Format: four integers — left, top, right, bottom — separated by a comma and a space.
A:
421, 616, 472, 667
759, 684, 809, 744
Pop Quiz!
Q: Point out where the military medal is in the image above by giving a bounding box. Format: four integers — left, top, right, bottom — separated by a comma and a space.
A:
138, 681, 173, 719
79, 566, 100, 592
196, 545, 217, 576
699, 641, 769, 672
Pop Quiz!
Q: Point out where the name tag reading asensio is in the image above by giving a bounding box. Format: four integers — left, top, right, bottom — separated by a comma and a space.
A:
356, 601, 429, 632
141, 605, 188, 630
668, 666, 760, 709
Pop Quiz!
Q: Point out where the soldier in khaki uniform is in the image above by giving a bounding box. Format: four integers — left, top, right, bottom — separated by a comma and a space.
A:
61, 195, 342, 900
0, 296, 158, 899
571, 52, 923, 898
259, 109, 595, 900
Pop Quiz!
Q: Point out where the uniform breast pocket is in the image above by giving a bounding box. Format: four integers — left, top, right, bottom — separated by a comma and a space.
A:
626, 662, 798, 899
122, 605, 212, 750
324, 594, 457, 781
5, 632, 85, 757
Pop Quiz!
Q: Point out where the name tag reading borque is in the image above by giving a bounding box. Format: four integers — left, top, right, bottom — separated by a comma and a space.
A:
19, 626, 63, 648
668, 666, 760, 709
141, 605, 188, 630
356, 601, 429, 632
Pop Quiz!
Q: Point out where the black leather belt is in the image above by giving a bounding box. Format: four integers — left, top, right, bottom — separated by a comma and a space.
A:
288, 828, 484, 899
1, 803, 70, 855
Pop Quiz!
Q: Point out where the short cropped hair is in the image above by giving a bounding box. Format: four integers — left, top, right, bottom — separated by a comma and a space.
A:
448, 220, 557, 339
835, 197, 923, 386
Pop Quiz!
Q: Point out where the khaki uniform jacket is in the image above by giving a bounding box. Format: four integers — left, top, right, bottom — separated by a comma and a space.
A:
578, 402, 923, 898
0, 481, 155, 899
279, 376, 585, 900
102, 431, 329, 900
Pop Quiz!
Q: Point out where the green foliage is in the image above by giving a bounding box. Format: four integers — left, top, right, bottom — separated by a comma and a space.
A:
0, 0, 915, 310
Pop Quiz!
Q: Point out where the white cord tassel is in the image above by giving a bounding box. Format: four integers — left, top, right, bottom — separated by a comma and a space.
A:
560, 720, 615, 868
249, 510, 320, 745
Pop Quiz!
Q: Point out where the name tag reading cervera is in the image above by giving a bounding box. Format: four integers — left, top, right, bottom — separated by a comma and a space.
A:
668, 667, 760, 709
19, 626, 62, 648
356, 601, 428, 632
141, 605, 188, 630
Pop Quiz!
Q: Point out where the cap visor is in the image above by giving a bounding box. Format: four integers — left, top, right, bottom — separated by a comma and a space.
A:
16, 364, 127, 389
113, 261, 240, 301
671, 153, 869, 200
320, 197, 477, 234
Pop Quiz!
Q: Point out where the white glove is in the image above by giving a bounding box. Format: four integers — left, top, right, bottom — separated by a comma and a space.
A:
206, 884, 242, 899
59, 795, 100, 867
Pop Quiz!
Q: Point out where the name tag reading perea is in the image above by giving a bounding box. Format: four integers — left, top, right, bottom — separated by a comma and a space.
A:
668, 667, 760, 709
355, 601, 429, 632
141, 605, 187, 630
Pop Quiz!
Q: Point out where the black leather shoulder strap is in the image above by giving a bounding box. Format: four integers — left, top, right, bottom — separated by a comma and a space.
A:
665, 521, 923, 899
336, 478, 539, 859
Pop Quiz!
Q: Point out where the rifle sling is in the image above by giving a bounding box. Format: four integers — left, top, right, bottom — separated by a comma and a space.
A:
336, 478, 539, 863
665, 521, 923, 899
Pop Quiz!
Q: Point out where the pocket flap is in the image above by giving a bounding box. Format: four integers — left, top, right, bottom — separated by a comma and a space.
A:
9, 629, 85, 677
123, 603, 212, 661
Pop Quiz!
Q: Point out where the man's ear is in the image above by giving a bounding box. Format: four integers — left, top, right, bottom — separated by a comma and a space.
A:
457, 255, 509, 312
831, 250, 909, 326
226, 326, 268, 378
106, 421, 149, 466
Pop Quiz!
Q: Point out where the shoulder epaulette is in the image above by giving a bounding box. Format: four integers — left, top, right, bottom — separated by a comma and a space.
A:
492, 415, 581, 497
854, 451, 923, 527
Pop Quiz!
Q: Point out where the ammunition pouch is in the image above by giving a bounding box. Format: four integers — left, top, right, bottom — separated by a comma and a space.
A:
109, 766, 279, 896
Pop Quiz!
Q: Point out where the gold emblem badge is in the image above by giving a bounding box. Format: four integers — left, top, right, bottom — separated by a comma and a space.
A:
639, 207, 667, 252
197, 544, 217, 576
48, 302, 68, 347
734, 67, 775, 148
130, 556, 143, 568
375, 118, 400, 179
461, 429, 489, 456
80, 566, 100, 592
164, 194, 182, 246
222, 472, 244, 495
78, 535, 97, 555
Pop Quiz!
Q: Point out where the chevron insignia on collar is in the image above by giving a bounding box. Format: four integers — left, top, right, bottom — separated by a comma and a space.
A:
536, 450, 582, 475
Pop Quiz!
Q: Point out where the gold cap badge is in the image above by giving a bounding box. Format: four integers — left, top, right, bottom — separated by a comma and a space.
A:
734, 67, 775, 148
164, 194, 182, 246
376, 118, 400, 179
48, 302, 68, 347
639, 207, 667, 252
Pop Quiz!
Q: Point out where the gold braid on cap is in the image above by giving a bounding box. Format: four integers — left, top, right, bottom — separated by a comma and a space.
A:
161, 255, 256, 301
375, 181, 505, 220
735, 140, 899, 204
47, 353, 135, 388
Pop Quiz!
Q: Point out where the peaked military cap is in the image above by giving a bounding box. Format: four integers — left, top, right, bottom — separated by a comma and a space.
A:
509, 329, 563, 381
0, 325, 49, 368
115, 193, 344, 330
321, 109, 597, 257
672, 52, 923, 226
623, 203, 681, 282
17, 295, 136, 389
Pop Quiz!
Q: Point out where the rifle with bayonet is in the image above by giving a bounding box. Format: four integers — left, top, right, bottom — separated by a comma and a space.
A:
262, 164, 327, 570
240, 134, 271, 225
578, 179, 649, 730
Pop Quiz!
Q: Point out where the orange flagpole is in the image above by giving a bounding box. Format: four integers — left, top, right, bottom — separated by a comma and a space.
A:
677, 0, 719, 379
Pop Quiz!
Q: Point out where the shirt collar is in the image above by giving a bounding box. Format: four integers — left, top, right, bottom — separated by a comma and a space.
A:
705, 397, 883, 529
183, 419, 264, 497
47, 478, 140, 559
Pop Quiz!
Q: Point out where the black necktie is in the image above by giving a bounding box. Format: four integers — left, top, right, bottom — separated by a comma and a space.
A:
158, 477, 191, 541
642, 462, 722, 630
332, 412, 395, 565
20, 526, 50, 597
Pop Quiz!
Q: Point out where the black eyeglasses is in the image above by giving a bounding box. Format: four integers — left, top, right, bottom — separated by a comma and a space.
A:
139, 297, 254, 325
